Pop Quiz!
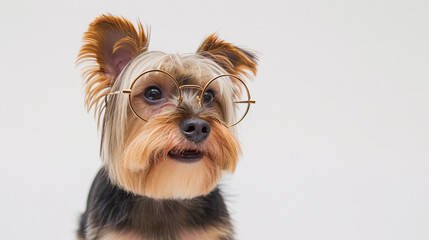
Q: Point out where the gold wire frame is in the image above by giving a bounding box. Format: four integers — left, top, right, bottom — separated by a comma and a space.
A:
108, 69, 256, 127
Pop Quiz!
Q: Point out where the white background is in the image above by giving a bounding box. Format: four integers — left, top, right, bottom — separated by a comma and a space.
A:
1, 0, 428, 239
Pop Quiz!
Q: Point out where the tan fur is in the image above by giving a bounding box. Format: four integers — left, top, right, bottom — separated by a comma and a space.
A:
99, 226, 232, 240
114, 112, 240, 199
77, 14, 149, 123
179, 226, 233, 240
99, 230, 143, 240
197, 34, 257, 77
101, 53, 230, 180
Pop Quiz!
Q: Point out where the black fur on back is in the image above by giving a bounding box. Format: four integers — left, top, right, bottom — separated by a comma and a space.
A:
77, 168, 232, 240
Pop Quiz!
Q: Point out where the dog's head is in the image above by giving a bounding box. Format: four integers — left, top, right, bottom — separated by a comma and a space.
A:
77, 15, 257, 199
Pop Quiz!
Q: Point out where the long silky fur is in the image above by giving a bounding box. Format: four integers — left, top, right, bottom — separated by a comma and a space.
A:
101, 52, 242, 198
77, 15, 258, 239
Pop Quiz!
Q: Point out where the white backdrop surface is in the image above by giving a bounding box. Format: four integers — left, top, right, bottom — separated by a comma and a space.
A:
0, 0, 428, 239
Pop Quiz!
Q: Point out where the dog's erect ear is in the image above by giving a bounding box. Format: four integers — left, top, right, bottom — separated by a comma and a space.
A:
77, 14, 149, 118
197, 34, 258, 77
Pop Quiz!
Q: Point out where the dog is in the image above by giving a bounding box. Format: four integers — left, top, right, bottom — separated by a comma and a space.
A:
76, 14, 257, 240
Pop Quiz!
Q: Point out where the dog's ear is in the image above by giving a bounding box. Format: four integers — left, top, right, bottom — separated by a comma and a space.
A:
197, 34, 258, 77
77, 14, 149, 117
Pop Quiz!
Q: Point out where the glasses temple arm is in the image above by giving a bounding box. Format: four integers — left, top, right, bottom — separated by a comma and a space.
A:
108, 89, 132, 95
233, 100, 256, 104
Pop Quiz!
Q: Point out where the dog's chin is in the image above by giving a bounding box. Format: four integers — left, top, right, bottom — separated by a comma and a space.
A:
142, 154, 220, 199
115, 153, 221, 200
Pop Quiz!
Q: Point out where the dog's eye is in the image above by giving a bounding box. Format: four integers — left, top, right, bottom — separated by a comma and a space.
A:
202, 90, 215, 104
143, 86, 163, 102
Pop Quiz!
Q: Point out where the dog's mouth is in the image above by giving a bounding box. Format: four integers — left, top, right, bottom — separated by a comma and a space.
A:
168, 148, 204, 163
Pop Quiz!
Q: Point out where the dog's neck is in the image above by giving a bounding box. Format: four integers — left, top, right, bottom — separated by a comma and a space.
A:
82, 168, 232, 239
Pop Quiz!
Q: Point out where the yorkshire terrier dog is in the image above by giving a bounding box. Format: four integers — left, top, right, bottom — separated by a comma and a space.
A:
76, 14, 257, 240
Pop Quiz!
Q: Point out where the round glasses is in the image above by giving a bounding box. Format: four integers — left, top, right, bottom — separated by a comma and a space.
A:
108, 69, 255, 127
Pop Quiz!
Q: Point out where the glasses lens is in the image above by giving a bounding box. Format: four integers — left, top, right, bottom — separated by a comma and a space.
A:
130, 70, 180, 121
202, 75, 250, 126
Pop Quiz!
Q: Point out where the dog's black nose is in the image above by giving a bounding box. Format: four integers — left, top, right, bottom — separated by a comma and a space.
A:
180, 118, 210, 143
